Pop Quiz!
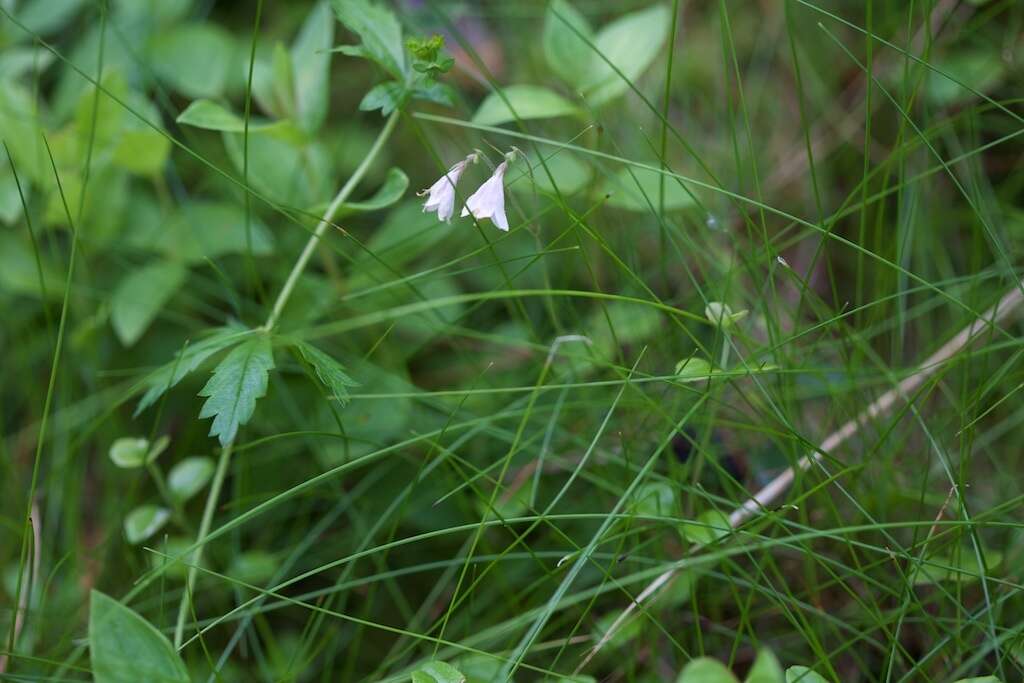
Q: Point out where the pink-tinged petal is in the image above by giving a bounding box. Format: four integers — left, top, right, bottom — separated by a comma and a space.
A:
492, 199, 509, 231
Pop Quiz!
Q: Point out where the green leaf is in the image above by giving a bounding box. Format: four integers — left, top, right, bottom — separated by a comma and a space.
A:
135, 325, 250, 416
292, 339, 357, 404
360, 81, 406, 116
510, 153, 592, 197
472, 85, 580, 126
129, 201, 275, 263
411, 81, 456, 107
597, 166, 696, 212
292, 1, 335, 132
112, 129, 171, 176
581, 4, 671, 105
745, 649, 784, 683
410, 660, 466, 683
705, 302, 748, 330
543, 0, 595, 87
227, 550, 278, 584
676, 658, 739, 683
111, 261, 187, 347
913, 549, 1003, 585
632, 481, 675, 518
148, 537, 194, 579
331, 0, 406, 78
681, 509, 731, 545
785, 667, 830, 683
198, 334, 275, 446
340, 167, 408, 213
952, 677, 1002, 683
168, 456, 215, 502
675, 357, 713, 380
109, 437, 150, 469
176, 99, 283, 133
124, 505, 171, 544
148, 22, 237, 99
89, 590, 190, 683
926, 51, 1005, 107
221, 132, 333, 208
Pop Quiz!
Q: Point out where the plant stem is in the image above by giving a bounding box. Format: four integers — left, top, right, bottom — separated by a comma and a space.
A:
173, 442, 234, 649
262, 110, 400, 331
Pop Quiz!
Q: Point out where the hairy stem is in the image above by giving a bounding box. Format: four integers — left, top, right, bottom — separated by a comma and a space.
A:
262, 109, 400, 331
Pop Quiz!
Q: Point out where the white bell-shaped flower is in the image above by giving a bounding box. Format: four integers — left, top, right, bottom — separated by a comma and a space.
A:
418, 153, 477, 223
461, 160, 510, 231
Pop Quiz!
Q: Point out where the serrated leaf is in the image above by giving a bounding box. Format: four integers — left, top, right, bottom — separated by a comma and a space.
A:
472, 85, 580, 126
411, 660, 465, 683
331, 0, 406, 78
109, 437, 150, 469
293, 339, 357, 404
745, 650, 784, 683
135, 326, 250, 416
89, 590, 190, 683
544, 0, 595, 87
292, 1, 334, 132
124, 505, 171, 544
168, 456, 215, 502
360, 80, 406, 116
785, 667, 829, 683
676, 658, 739, 683
198, 334, 275, 446
582, 4, 671, 106
111, 261, 187, 346
340, 168, 408, 213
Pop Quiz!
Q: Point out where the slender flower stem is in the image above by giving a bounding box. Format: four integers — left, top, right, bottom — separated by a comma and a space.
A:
262, 110, 400, 331
173, 442, 234, 649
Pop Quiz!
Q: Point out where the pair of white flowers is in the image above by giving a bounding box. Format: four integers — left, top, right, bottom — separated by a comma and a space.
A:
418, 150, 516, 231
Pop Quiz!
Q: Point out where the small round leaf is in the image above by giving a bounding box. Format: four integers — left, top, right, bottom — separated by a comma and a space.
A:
168, 456, 215, 502
124, 505, 170, 544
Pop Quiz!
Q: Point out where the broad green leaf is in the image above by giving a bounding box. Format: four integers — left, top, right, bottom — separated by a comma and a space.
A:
472, 85, 580, 126
109, 437, 150, 469
129, 201, 274, 263
676, 658, 739, 683
148, 22, 237, 99
913, 549, 1003, 585
331, 0, 406, 78
582, 4, 671, 105
292, 1, 334, 132
0, 46, 56, 80
148, 537, 194, 579
340, 167, 408, 213
14, 0, 87, 36
785, 667, 830, 683
632, 481, 675, 517
167, 456, 215, 502
359, 80, 406, 116
510, 153, 592, 197
0, 232, 64, 298
544, 0, 595, 87
176, 99, 283, 133
292, 339, 357, 404
222, 131, 333, 208
681, 509, 731, 545
952, 677, 1002, 683
124, 505, 171, 544
675, 357, 713, 380
597, 166, 696, 212
135, 325, 250, 416
456, 655, 506, 683
112, 129, 171, 176
198, 334, 275, 446
926, 51, 1005, 107
111, 261, 187, 346
89, 590, 189, 683
411, 661, 465, 683
745, 649, 784, 683
590, 300, 662, 359
227, 550, 277, 584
